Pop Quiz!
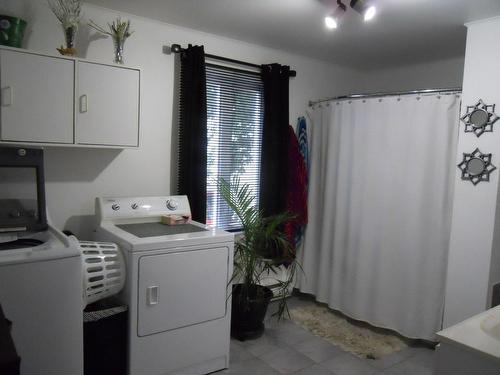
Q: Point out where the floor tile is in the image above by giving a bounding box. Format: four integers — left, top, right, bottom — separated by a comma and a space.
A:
259, 347, 315, 374
265, 320, 316, 345
368, 348, 415, 370
229, 340, 255, 363
384, 359, 433, 375
321, 353, 384, 375
221, 357, 281, 375
293, 363, 337, 375
237, 332, 285, 357
409, 347, 435, 370
292, 336, 344, 363
226, 296, 436, 375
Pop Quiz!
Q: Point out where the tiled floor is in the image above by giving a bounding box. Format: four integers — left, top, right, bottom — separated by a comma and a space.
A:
218, 297, 436, 375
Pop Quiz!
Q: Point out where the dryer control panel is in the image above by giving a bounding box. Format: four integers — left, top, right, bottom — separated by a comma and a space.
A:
97, 196, 191, 220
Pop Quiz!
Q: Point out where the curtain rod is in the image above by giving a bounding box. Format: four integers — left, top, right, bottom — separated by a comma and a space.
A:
163, 44, 297, 77
308, 87, 462, 107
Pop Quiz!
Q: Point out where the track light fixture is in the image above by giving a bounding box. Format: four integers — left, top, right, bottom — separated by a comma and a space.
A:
324, 15, 337, 29
350, 0, 377, 22
324, 0, 346, 29
324, 0, 376, 30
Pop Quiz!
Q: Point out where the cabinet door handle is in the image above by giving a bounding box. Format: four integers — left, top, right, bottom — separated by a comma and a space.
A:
79, 94, 88, 113
146, 286, 159, 305
1, 86, 12, 107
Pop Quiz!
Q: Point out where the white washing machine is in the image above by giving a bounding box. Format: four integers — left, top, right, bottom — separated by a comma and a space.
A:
0, 146, 83, 375
0, 226, 83, 375
95, 195, 234, 375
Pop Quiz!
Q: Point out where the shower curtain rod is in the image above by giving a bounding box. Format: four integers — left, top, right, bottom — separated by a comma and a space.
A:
308, 87, 462, 107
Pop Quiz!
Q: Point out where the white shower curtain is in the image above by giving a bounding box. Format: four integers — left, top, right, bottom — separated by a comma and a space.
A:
299, 93, 460, 340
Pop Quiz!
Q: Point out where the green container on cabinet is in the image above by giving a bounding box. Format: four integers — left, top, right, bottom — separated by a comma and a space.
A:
0, 15, 27, 48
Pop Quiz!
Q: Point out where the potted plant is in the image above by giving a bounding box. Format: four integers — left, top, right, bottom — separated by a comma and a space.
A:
217, 177, 300, 340
0, 15, 27, 48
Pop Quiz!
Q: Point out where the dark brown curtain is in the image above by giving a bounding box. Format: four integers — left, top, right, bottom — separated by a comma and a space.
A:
178, 45, 207, 223
259, 63, 291, 217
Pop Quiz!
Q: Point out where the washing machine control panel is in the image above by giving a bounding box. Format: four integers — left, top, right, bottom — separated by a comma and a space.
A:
98, 196, 192, 219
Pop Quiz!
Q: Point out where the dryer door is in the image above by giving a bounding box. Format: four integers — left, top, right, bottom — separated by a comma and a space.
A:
137, 246, 229, 337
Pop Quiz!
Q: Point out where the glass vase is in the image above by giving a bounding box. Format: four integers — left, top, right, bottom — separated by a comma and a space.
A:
57, 24, 77, 56
113, 36, 125, 64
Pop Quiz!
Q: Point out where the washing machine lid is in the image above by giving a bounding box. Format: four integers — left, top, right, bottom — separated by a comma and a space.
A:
0, 225, 80, 265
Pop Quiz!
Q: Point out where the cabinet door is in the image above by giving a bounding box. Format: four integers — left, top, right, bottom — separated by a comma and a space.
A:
76, 62, 139, 147
0, 50, 74, 143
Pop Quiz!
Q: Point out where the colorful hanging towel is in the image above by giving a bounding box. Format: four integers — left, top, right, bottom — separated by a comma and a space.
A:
284, 124, 308, 256
289, 117, 309, 248
297, 116, 309, 179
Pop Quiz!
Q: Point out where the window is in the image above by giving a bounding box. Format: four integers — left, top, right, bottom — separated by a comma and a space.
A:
205, 64, 264, 230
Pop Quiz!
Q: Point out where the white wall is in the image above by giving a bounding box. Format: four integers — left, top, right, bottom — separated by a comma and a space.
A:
361, 56, 465, 93
0, 0, 367, 238
443, 16, 500, 327
1, 0, 468, 241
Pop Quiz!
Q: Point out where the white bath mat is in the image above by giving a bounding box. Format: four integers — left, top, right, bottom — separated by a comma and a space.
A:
289, 304, 408, 359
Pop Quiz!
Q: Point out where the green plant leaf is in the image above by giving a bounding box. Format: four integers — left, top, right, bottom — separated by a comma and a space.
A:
217, 176, 302, 321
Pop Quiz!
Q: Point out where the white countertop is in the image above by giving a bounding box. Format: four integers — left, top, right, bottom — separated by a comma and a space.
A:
436, 305, 500, 362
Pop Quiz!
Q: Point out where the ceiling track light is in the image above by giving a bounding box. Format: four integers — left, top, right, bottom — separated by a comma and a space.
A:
324, 0, 346, 30
350, 0, 377, 21
324, 0, 376, 30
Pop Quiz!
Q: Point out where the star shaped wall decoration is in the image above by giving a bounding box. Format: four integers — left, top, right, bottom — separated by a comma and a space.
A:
458, 148, 496, 185
461, 99, 499, 137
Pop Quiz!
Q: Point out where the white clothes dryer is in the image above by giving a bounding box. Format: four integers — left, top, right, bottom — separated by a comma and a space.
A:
95, 195, 234, 375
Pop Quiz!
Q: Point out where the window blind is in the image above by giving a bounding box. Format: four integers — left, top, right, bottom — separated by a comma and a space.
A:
205, 64, 264, 230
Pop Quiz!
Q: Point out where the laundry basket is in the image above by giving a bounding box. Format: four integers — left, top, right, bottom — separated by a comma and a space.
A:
77, 241, 125, 307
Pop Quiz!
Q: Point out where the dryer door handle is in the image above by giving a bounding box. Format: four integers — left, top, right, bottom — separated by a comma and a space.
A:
146, 286, 159, 305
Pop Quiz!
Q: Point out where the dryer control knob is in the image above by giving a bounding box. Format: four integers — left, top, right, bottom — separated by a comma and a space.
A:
111, 204, 120, 211
167, 199, 178, 210
131, 203, 139, 210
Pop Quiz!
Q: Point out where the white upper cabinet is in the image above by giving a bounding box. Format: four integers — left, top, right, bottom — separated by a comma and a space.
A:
0, 49, 74, 144
0, 47, 140, 148
76, 62, 140, 147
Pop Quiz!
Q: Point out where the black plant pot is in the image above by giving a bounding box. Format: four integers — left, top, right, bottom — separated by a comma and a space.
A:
231, 284, 273, 341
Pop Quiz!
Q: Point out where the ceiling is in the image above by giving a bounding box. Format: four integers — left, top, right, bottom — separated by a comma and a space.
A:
85, 0, 500, 70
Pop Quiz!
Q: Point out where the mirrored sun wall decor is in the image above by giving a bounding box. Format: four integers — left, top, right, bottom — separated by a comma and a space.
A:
461, 99, 499, 137
458, 148, 496, 185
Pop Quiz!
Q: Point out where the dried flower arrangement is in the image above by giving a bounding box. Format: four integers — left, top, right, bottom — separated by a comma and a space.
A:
47, 0, 81, 55
89, 17, 133, 64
